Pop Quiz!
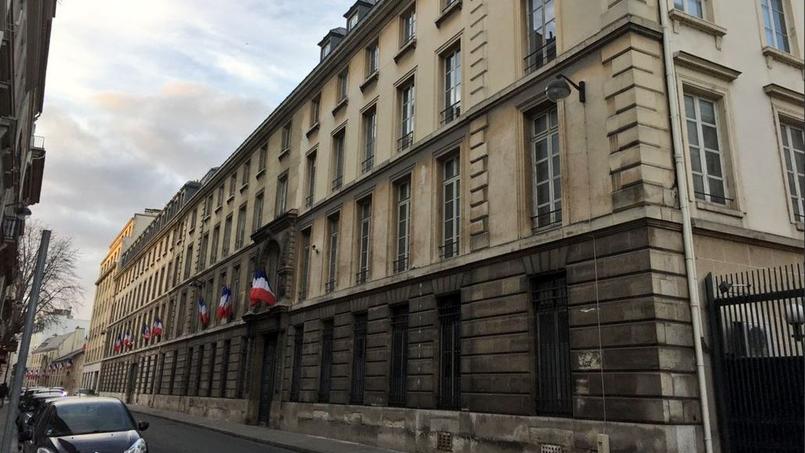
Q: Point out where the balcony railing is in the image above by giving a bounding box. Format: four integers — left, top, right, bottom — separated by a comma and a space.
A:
397, 132, 413, 152
523, 39, 556, 75
392, 255, 409, 273
440, 101, 461, 125
694, 191, 734, 206
361, 155, 374, 174
532, 207, 562, 230
331, 176, 343, 192
325, 280, 336, 294
2, 216, 22, 242
356, 269, 369, 285
439, 239, 459, 259
304, 194, 314, 208
31, 135, 45, 149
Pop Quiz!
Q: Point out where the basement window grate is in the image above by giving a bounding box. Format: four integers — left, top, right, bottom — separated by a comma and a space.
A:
540, 445, 564, 453
436, 431, 453, 451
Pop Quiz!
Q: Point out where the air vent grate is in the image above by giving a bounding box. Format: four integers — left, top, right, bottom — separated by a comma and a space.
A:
541, 445, 564, 453
436, 431, 453, 451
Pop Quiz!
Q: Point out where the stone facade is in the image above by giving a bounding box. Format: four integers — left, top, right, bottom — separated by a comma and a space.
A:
92, 1, 804, 452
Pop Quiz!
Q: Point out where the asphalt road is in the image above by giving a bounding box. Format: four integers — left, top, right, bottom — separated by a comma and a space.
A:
134, 413, 295, 453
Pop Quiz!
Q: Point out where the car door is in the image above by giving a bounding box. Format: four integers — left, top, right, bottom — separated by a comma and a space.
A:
27, 406, 54, 453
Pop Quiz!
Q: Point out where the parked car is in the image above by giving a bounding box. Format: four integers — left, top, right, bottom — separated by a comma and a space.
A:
74, 388, 98, 397
16, 391, 66, 438
19, 397, 149, 453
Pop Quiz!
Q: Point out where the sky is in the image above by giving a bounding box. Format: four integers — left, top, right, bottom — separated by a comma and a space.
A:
34, 0, 354, 320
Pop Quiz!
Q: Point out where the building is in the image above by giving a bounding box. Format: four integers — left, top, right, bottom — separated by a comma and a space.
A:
95, 1, 804, 452
81, 210, 159, 392
44, 346, 84, 393
25, 326, 84, 388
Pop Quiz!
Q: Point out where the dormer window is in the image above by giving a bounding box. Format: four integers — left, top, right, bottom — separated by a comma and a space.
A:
321, 42, 332, 60
348, 13, 359, 31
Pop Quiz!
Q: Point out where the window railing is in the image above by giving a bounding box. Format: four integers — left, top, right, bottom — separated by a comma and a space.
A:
392, 255, 409, 273
401, 33, 416, 48
361, 155, 374, 174
524, 39, 557, 74
356, 269, 369, 285
304, 194, 314, 208
397, 132, 414, 152
439, 239, 459, 259
325, 279, 336, 294
694, 191, 734, 206
2, 216, 22, 242
331, 176, 343, 191
532, 207, 562, 230
31, 135, 45, 149
440, 101, 461, 125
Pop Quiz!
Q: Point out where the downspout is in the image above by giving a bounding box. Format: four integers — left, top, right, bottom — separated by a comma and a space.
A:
657, 1, 714, 452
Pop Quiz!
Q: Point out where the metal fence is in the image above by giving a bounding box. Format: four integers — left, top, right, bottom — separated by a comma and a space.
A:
706, 264, 805, 453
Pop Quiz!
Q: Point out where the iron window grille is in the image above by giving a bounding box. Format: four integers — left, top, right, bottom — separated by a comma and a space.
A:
331, 176, 343, 192
440, 102, 461, 125
389, 305, 409, 406
2, 216, 22, 242
438, 297, 461, 409
361, 156, 374, 174
397, 132, 414, 152
356, 269, 369, 285
325, 279, 336, 294
532, 208, 562, 230
350, 314, 368, 405
532, 273, 572, 417
290, 326, 304, 402
304, 195, 314, 208
439, 239, 459, 260
393, 255, 409, 274
318, 320, 334, 403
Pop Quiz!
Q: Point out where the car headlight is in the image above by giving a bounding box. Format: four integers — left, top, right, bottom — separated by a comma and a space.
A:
36, 448, 55, 453
124, 438, 147, 453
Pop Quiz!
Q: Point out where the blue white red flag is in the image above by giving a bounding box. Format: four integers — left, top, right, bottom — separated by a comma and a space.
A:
249, 270, 277, 308
152, 318, 163, 337
217, 286, 232, 320
113, 334, 122, 353
124, 331, 133, 349
142, 323, 151, 341
198, 298, 210, 327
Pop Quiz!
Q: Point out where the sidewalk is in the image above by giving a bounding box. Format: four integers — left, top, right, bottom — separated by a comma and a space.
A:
129, 404, 401, 453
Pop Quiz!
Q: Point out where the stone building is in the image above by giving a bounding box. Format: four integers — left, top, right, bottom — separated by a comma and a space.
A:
0, 0, 57, 356
94, 1, 804, 452
26, 327, 84, 388
81, 211, 159, 392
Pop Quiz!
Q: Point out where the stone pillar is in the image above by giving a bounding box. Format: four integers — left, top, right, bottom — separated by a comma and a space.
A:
467, 0, 488, 106
468, 115, 490, 251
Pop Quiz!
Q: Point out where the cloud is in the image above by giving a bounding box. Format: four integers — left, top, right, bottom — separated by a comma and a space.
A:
34, 0, 355, 319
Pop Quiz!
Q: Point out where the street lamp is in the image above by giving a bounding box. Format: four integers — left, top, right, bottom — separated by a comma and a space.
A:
545, 74, 586, 103
784, 302, 805, 342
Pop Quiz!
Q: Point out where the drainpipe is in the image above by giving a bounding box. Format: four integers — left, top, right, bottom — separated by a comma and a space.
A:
658, 1, 714, 452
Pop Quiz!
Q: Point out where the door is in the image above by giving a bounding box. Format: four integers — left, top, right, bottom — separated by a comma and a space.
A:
125, 362, 138, 404
257, 334, 278, 425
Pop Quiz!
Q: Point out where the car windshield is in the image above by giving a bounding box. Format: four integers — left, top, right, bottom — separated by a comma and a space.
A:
46, 402, 136, 437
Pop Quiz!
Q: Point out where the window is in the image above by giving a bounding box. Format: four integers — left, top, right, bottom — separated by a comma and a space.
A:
194, 345, 204, 396
253, 191, 264, 232
220, 340, 230, 397
205, 195, 213, 217
242, 160, 250, 186
394, 176, 411, 273
231, 265, 241, 317
235, 204, 247, 249
781, 122, 805, 222
438, 295, 461, 409
236, 337, 249, 398
217, 185, 224, 208
347, 13, 359, 31
281, 122, 292, 154
210, 225, 220, 264
441, 154, 461, 259
325, 213, 339, 293
350, 313, 367, 404
525, 0, 557, 73
299, 229, 312, 299
398, 81, 415, 151
366, 42, 379, 75
332, 130, 345, 191
673, 0, 703, 18
207, 342, 217, 397
441, 47, 461, 124
362, 107, 377, 173
318, 320, 334, 403
290, 325, 304, 402
184, 246, 193, 280
389, 305, 409, 406
222, 215, 233, 257
761, 0, 790, 52
337, 69, 349, 102
321, 41, 332, 60
311, 95, 321, 126
199, 233, 209, 269
356, 197, 372, 284
532, 273, 571, 416
169, 351, 178, 395
258, 145, 267, 173
401, 8, 416, 45
684, 94, 729, 205
275, 173, 288, 217
305, 153, 317, 207
530, 107, 562, 228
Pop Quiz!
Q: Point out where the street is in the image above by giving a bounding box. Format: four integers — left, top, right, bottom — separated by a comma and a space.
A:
133, 412, 295, 453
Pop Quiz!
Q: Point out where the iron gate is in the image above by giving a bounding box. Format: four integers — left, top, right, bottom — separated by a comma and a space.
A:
707, 264, 804, 453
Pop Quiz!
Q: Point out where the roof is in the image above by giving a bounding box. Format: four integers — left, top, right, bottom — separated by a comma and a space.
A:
344, 0, 377, 18
32, 333, 72, 353
318, 27, 347, 47
53, 347, 84, 363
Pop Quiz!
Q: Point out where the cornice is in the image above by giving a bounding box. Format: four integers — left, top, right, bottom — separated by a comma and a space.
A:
674, 51, 741, 81
763, 83, 805, 105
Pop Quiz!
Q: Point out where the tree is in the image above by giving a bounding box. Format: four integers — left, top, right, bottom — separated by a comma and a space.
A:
12, 220, 82, 332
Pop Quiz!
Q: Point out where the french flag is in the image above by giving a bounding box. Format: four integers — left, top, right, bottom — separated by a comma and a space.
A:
142, 323, 151, 341
217, 286, 232, 320
152, 318, 163, 337
250, 270, 277, 308
124, 331, 133, 349
113, 334, 122, 353
198, 298, 210, 327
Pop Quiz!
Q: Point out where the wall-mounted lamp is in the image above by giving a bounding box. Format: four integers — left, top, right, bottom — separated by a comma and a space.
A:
546, 74, 586, 103
785, 303, 804, 343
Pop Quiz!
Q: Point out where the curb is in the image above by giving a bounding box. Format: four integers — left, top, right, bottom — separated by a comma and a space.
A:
130, 409, 391, 453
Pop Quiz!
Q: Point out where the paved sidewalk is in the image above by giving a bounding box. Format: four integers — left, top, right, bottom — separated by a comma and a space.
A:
129, 405, 401, 453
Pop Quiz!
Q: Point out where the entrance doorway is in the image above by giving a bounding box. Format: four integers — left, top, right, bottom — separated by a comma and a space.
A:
125, 362, 138, 404
257, 334, 278, 425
